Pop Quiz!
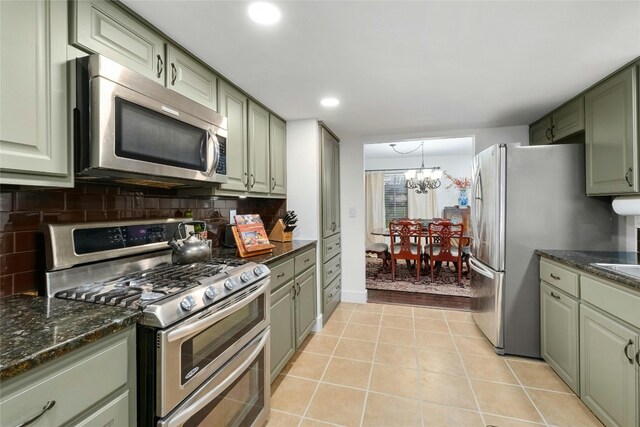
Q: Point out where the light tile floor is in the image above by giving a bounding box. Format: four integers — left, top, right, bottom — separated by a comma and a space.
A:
267, 302, 603, 427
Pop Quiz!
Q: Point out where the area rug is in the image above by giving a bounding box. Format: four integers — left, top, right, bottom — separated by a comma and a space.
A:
365, 257, 471, 297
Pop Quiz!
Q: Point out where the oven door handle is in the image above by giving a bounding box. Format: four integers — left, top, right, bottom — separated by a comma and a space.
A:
159, 329, 269, 427
166, 279, 269, 343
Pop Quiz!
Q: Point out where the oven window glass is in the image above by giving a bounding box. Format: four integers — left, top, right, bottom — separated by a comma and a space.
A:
181, 295, 265, 384
184, 351, 265, 427
115, 98, 207, 171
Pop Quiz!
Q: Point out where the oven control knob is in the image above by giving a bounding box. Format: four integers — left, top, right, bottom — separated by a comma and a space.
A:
204, 286, 218, 299
181, 295, 196, 311
224, 279, 236, 290
240, 272, 252, 283
253, 266, 265, 276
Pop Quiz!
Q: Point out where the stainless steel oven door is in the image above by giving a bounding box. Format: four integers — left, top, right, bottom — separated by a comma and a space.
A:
157, 279, 270, 417
158, 328, 270, 427
90, 76, 226, 183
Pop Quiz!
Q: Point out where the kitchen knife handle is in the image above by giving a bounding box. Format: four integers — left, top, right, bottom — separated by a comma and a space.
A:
625, 167, 633, 187
156, 55, 164, 78
17, 400, 56, 427
623, 339, 634, 364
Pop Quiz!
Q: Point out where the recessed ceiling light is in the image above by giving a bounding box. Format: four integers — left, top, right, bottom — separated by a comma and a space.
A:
248, 2, 281, 25
321, 98, 340, 107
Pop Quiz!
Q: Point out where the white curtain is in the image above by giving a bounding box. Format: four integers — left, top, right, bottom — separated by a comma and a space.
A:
365, 171, 387, 245
407, 187, 438, 219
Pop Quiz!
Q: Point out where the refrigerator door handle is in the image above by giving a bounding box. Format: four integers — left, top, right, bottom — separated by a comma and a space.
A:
471, 165, 483, 244
470, 256, 494, 279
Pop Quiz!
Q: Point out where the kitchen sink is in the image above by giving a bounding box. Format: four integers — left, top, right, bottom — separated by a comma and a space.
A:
591, 263, 640, 280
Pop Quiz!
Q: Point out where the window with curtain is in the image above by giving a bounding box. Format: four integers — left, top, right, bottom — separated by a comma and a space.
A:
384, 172, 408, 224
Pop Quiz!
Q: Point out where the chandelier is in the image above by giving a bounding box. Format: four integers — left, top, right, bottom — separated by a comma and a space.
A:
390, 141, 443, 194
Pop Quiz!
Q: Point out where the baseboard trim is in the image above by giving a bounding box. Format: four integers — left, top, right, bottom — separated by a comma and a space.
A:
341, 289, 367, 304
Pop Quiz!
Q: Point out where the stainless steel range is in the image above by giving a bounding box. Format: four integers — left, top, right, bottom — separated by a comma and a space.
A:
41, 219, 271, 427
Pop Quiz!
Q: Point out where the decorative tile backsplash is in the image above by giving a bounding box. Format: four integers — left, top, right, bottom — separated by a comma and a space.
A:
0, 184, 285, 296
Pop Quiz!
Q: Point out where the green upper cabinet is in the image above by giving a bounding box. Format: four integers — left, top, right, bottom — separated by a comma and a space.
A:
553, 97, 585, 141
529, 116, 553, 146
269, 115, 287, 196
72, 0, 166, 84
321, 126, 341, 238
529, 97, 584, 145
247, 102, 270, 194
0, 0, 73, 187
166, 44, 217, 110
585, 65, 639, 195
218, 80, 249, 192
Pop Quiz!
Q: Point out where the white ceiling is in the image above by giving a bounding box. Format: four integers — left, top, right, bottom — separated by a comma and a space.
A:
364, 137, 474, 159
122, 1, 640, 141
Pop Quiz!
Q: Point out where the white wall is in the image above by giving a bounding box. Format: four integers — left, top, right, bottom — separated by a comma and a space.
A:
286, 119, 320, 240
365, 154, 473, 217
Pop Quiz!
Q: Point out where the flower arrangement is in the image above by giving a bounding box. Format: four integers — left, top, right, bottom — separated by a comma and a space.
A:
443, 172, 471, 190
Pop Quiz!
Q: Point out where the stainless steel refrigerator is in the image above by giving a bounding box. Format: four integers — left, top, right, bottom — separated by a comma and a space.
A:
469, 143, 612, 358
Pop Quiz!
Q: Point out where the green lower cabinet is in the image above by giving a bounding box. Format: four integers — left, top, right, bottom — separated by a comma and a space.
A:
540, 281, 580, 394
580, 304, 639, 427
270, 280, 295, 380
295, 268, 317, 347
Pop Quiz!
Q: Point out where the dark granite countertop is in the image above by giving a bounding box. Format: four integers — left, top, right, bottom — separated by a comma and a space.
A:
535, 250, 640, 292
0, 240, 316, 381
0, 294, 139, 380
211, 240, 317, 265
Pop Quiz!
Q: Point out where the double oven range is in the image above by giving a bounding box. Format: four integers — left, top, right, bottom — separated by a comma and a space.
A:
41, 219, 270, 426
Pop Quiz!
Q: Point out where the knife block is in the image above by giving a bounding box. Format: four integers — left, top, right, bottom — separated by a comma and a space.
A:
268, 219, 293, 242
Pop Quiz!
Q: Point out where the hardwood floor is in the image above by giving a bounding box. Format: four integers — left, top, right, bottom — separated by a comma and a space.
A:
367, 289, 471, 310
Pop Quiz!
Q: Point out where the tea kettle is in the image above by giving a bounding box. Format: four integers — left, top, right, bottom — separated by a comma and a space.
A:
168, 224, 211, 264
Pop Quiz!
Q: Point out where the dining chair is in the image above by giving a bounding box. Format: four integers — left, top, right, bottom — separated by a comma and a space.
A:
425, 220, 464, 285
365, 242, 390, 270
389, 219, 423, 281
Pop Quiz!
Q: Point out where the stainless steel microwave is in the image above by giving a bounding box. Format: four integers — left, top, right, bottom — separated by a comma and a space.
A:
73, 55, 227, 187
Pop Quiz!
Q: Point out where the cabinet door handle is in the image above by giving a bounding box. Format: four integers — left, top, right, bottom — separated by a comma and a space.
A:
623, 339, 634, 364
625, 167, 633, 187
292, 283, 296, 299
271, 177, 276, 190
156, 55, 164, 78
295, 282, 301, 297
549, 273, 561, 280
636, 350, 639, 366
243, 172, 248, 186
550, 124, 556, 139
17, 400, 56, 427
171, 63, 177, 85
545, 128, 552, 141
550, 291, 561, 300
250, 174, 256, 189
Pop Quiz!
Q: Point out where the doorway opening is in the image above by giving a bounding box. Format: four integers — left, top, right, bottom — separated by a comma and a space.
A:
363, 136, 474, 309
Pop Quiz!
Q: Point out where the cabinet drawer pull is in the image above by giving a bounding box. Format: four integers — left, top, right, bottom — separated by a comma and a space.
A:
17, 400, 56, 427
549, 273, 561, 280
327, 246, 333, 251
327, 270, 333, 275
550, 291, 561, 300
623, 339, 634, 364
156, 55, 164, 78
328, 293, 333, 300
276, 272, 285, 278
625, 167, 633, 187
336, 264, 340, 269
304, 259, 310, 263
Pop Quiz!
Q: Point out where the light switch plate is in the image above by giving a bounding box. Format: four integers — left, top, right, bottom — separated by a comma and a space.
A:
349, 207, 356, 218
